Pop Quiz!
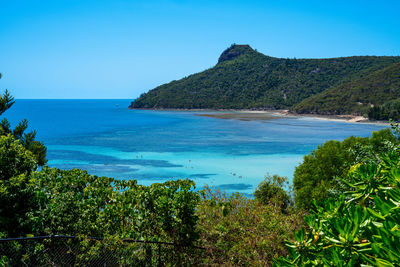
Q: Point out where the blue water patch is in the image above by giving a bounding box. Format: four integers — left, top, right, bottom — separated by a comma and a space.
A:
188, 173, 216, 179
7, 99, 388, 195
216, 183, 254, 191
48, 150, 182, 167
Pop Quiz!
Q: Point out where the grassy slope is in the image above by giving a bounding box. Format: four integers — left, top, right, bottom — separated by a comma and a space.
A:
293, 62, 400, 116
130, 45, 400, 110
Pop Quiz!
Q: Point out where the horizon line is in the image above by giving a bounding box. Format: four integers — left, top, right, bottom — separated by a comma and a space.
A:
14, 98, 134, 100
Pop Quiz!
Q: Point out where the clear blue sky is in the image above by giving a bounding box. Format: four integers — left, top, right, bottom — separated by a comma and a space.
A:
1, 0, 399, 99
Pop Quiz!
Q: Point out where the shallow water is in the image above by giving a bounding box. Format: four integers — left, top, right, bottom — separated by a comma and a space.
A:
7, 99, 387, 196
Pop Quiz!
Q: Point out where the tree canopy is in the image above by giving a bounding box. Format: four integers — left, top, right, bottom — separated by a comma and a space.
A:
293, 128, 399, 209
293, 62, 400, 117
368, 98, 400, 121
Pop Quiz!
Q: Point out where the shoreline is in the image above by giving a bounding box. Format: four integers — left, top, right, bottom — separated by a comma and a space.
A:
129, 107, 390, 125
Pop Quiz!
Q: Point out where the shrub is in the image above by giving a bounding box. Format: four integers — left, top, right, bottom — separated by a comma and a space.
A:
197, 186, 303, 266
276, 149, 400, 266
254, 174, 291, 211
293, 128, 399, 209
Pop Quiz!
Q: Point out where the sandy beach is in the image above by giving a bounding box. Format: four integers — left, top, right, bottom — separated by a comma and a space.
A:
131, 107, 390, 125
195, 110, 390, 125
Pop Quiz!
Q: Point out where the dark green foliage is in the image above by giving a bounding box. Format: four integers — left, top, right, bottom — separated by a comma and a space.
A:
0, 117, 47, 166
293, 128, 399, 210
130, 44, 400, 110
276, 149, 400, 266
0, 134, 37, 180
1, 168, 201, 265
368, 98, 400, 121
0, 135, 38, 237
293, 62, 400, 116
0, 90, 14, 117
28, 168, 200, 245
1, 159, 200, 244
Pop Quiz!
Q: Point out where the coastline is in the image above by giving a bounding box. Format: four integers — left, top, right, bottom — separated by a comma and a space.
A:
129, 107, 390, 125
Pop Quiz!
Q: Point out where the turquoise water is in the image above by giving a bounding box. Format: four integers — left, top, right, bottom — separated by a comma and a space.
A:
7, 100, 387, 196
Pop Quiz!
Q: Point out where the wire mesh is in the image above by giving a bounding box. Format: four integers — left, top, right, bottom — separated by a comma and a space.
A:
0, 236, 204, 266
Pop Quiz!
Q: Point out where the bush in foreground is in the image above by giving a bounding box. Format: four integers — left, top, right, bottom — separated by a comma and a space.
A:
197, 186, 303, 266
276, 150, 400, 266
293, 128, 399, 210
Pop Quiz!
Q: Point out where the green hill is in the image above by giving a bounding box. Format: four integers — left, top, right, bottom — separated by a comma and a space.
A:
292, 62, 400, 116
130, 44, 400, 110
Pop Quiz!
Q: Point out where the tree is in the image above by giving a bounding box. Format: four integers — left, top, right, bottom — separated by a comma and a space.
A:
0, 134, 38, 236
254, 174, 291, 211
293, 128, 399, 210
28, 168, 200, 244
0, 73, 47, 165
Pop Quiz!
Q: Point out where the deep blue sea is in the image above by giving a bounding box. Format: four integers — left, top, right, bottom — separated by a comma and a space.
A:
7, 99, 387, 196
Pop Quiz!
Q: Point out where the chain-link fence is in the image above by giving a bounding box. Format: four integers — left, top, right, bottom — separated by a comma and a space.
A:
0, 235, 204, 266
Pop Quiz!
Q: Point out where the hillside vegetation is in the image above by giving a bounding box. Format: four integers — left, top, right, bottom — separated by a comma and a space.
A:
368, 98, 400, 121
130, 44, 400, 110
293, 62, 400, 116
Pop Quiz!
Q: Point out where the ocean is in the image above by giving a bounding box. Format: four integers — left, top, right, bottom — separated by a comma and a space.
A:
6, 99, 387, 196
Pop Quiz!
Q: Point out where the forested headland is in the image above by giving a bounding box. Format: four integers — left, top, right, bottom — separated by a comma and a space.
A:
130, 44, 400, 121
